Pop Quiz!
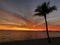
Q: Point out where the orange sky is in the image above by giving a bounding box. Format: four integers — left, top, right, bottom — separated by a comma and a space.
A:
0, 24, 60, 31
0, 9, 60, 31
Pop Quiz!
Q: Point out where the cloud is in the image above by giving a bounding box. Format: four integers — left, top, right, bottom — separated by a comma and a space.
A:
0, 9, 31, 27
47, 16, 60, 26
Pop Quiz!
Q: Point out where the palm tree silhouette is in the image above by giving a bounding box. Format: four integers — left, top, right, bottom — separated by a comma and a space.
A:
33, 1, 57, 43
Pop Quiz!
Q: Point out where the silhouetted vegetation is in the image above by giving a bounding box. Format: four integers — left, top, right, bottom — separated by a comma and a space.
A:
34, 1, 57, 43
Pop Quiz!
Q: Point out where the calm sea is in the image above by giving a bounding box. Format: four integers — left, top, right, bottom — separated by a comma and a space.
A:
0, 30, 60, 42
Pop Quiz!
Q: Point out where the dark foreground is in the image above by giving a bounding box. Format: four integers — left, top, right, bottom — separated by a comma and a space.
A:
0, 37, 60, 45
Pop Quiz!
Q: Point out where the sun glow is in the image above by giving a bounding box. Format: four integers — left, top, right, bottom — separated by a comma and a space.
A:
0, 25, 43, 31
0, 24, 60, 31
0, 26, 31, 30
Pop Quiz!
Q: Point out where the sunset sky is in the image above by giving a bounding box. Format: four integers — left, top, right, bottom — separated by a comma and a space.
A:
0, 0, 60, 31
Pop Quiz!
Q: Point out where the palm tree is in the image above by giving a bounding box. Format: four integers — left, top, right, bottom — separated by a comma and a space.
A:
33, 1, 57, 43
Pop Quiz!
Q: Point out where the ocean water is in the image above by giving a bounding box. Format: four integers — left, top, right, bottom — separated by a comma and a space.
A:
0, 30, 60, 42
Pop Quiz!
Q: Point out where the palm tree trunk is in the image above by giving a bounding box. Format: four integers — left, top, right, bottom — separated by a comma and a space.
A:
44, 14, 51, 43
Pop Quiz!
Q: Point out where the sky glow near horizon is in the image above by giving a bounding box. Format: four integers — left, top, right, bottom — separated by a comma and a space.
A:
0, 0, 60, 31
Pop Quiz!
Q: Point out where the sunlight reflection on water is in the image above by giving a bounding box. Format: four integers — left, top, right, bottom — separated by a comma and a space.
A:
0, 30, 60, 42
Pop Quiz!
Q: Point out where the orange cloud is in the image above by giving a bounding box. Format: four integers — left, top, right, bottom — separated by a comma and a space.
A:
0, 24, 60, 31
0, 9, 60, 31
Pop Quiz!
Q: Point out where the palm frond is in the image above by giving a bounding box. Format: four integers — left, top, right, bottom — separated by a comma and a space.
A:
50, 6, 57, 10
47, 6, 57, 14
35, 5, 42, 12
41, 2, 49, 13
34, 1, 57, 15
47, 1, 50, 6
33, 12, 43, 16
